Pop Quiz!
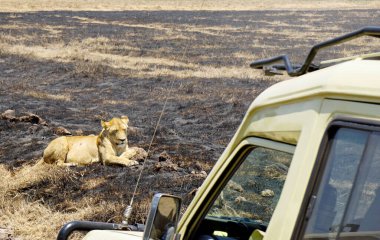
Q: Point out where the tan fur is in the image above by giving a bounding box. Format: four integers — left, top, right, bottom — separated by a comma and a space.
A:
41, 116, 139, 167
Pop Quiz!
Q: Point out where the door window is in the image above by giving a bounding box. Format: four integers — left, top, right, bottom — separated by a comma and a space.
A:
207, 147, 293, 224
339, 132, 380, 238
302, 124, 380, 239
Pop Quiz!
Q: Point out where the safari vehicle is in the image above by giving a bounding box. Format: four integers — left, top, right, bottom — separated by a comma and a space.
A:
58, 26, 380, 240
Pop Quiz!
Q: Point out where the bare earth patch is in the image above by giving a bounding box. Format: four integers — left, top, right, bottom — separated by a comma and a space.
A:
1, 2, 380, 239
1, 0, 380, 11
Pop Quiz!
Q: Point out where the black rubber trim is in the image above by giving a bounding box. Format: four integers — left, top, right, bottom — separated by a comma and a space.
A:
56, 221, 129, 240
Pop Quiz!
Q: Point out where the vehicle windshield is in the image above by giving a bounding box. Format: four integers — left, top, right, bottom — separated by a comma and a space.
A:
206, 147, 293, 224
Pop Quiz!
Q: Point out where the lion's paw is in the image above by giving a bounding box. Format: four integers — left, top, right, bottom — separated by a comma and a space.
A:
131, 147, 148, 161
126, 160, 139, 166
121, 148, 137, 159
129, 148, 137, 156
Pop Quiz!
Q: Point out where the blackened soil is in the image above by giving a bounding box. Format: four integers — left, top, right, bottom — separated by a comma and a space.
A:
0, 8, 379, 231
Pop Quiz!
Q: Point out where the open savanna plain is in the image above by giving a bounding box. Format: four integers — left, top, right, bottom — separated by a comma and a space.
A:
1, 1, 380, 239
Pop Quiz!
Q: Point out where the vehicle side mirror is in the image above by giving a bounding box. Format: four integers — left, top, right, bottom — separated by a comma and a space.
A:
143, 193, 182, 240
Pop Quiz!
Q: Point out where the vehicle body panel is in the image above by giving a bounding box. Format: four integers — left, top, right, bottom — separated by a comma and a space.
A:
83, 230, 143, 240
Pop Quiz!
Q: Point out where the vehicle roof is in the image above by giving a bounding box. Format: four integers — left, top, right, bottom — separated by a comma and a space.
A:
251, 59, 380, 109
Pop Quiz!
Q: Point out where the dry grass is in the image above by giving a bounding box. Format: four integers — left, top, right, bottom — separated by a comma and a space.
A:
0, 163, 204, 239
1, 0, 380, 12
0, 165, 90, 240
0, 40, 261, 80
25, 90, 71, 101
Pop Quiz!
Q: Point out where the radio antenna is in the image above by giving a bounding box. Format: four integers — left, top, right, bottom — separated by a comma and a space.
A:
123, 0, 207, 226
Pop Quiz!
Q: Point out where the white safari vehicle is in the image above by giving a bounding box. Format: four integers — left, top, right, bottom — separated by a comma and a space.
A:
58, 27, 380, 240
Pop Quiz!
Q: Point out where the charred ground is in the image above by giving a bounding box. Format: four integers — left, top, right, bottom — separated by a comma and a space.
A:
1, 8, 380, 239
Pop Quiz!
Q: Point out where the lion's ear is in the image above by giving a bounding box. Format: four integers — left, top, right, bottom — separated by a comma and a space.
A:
101, 120, 110, 129
121, 116, 129, 125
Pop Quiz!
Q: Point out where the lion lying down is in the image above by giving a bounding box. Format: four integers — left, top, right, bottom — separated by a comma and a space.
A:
41, 116, 147, 167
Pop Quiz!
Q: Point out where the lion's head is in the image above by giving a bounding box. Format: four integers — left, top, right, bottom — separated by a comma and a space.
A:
101, 116, 129, 147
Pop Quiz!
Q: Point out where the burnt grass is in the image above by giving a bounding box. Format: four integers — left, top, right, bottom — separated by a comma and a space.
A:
0, 9, 379, 238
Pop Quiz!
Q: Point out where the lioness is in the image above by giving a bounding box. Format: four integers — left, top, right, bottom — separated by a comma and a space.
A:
41, 116, 143, 167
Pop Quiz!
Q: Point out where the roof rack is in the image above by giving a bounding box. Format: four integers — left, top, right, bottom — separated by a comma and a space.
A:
250, 26, 380, 77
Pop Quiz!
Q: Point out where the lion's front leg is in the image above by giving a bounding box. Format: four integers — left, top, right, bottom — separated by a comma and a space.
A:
120, 148, 137, 159
102, 154, 139, 167
98, 141, 139, 167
